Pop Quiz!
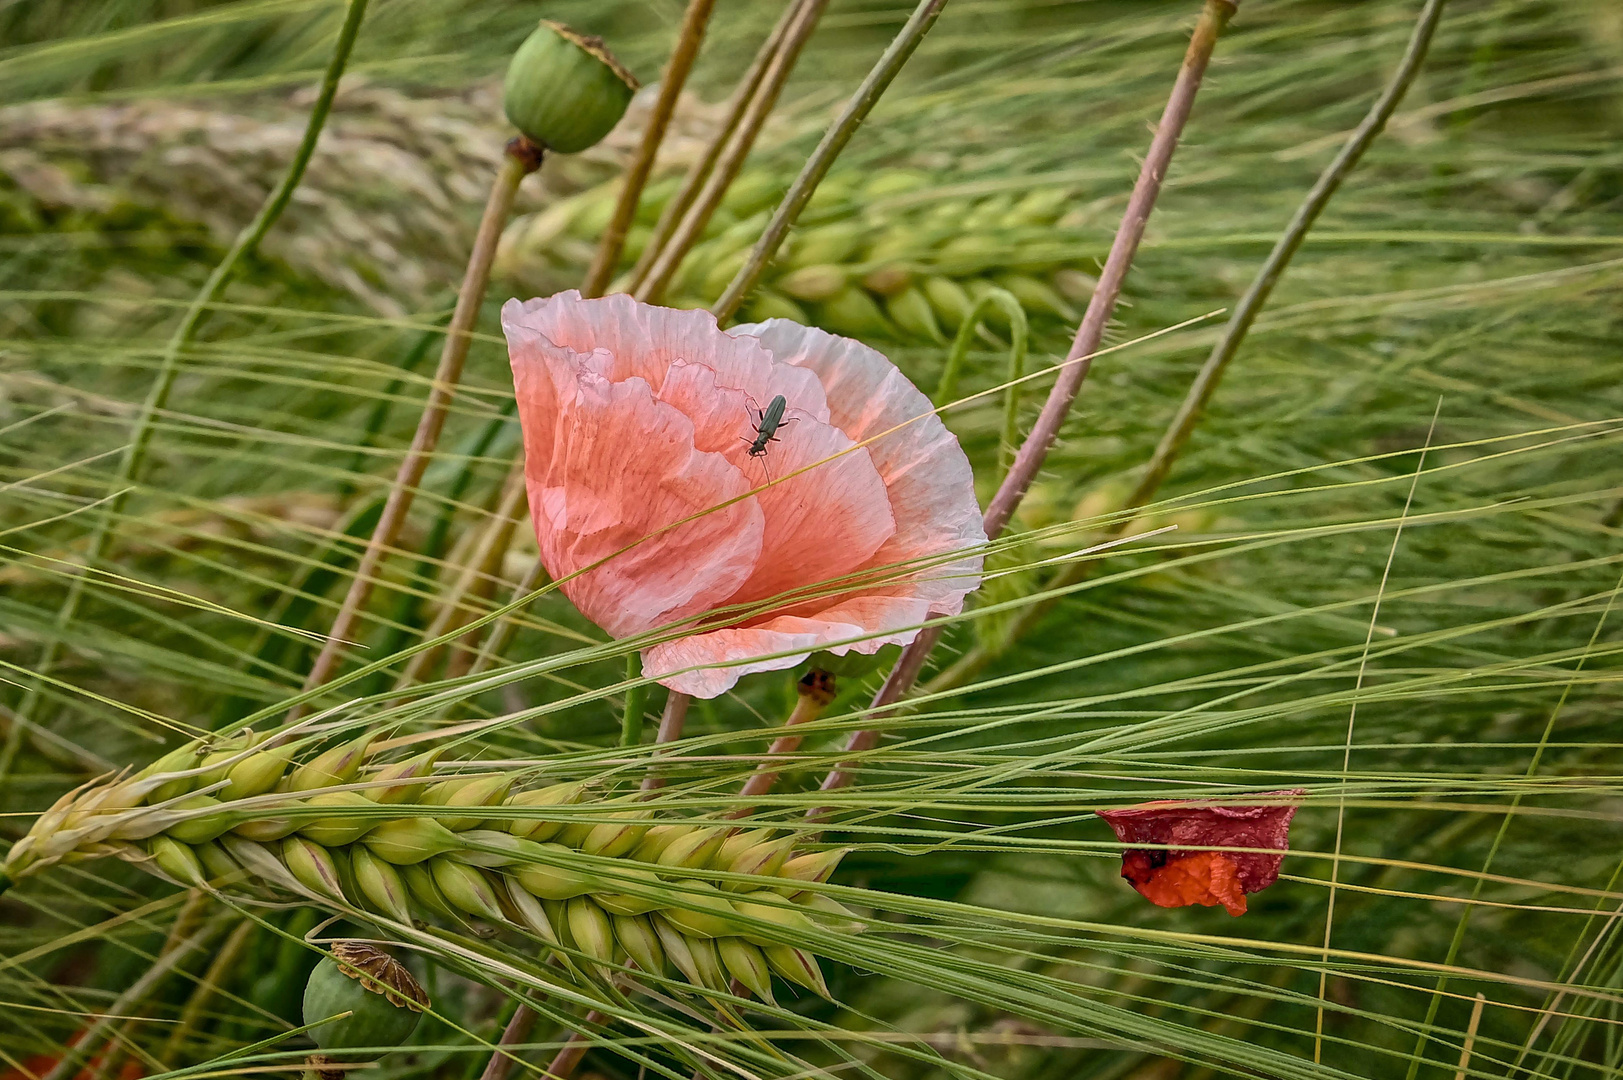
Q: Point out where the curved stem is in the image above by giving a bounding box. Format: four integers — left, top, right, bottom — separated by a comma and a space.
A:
710, 0, 950, 324
816, 0, 1239, 800
928, 0, 1448, 697
582, 0, 719, 297
932, 287, 1028, 469
2, 0, 371, 770
296, 138, 542, 711
730, 669, 835, 815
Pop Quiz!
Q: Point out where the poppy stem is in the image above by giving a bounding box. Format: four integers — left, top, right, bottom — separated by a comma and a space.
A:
932, 0, 1451, 697
815, 0, 1240, 803
730, 669, 836, 815
710, 0, 951, 325
582, 0, 718, 298
477, 999, 540, 1080
295, 137, 544, 714
620, 654, 647, 747
633, 0, 830, 304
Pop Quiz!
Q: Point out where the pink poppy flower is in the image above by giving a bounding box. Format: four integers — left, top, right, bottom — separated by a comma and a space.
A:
502, 291, 985, 698
1097, 791, 1304, 916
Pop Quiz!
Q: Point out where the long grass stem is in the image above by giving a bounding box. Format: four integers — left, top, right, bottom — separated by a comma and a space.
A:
818, 0, 1238, 798
633, 0, 829, 305
0, 0, 371, 772
925, 0, 1447, 696
623, 0, 804, 296
582, 0, 718, 297
296, 138, 542, 709
709, 0, 951, 324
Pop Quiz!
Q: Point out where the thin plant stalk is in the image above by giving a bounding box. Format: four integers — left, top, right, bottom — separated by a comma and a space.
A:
623, 0, 805, 296
932, 287, 1029, 470
0, 0, 371, 774
640, 691, 692, 792
582, 0, 719, 297
731, 669, 836, 814
926, 0, 1447, 698
633, 0, 830, 304
40, 916, 232, 1080
621, 654, 648, 748
477, 1001, 539, 1080
297, 138, 544, 707
469, 557, 550, 676
545, 1021, 600, 1079
159, 917, 256, 1066
396, 462, 529, 688
709, 0, 951, 324
818, 0, 1241, 798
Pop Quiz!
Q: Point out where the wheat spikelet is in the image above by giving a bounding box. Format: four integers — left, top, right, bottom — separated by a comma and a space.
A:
2, 730, 854, 1001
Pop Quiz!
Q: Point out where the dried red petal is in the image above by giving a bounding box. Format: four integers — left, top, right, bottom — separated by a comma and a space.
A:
1121, 850, 1248, 916
1100, 790, 1304, 913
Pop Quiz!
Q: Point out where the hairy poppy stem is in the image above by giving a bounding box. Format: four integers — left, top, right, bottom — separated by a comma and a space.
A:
582, 0, 718, 298
0, 0, 370, 776
640, 691, 691, 791
477, 1000, 539, 1080
816, 0, 1239, 802
296, 137, 544, 713
927, 0, 1448, 699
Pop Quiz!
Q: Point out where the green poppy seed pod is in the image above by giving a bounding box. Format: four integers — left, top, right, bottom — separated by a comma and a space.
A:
719, 937, 774, 1002
399, 861, 456, 920
764, 944, 830, 999
656, 826, 725, 871
299, 791, 381, 846
352, 847, 414, 925
511, 848, 596, 900
503, 21, 638, 154
430, 857, 505, 922
367, 750, 442, 804
287, 735, 373, 793
424, 774, 514, 832
166, 794, 234, 844
652, 916, 703, 987
283, 836, 345, 900
660, 881, 742, 939
194, 840, 239, 882
567, 898, 615, 963
303, 942, 428, 1057
733, 892, 819, 948
149, 835, 205, 886
504, 876, 561, 945
505, 781, 586, 841
224, 743, 293, 800
612, 914, 666, 975
776, 848, 849, 890
363, 818, 462, 865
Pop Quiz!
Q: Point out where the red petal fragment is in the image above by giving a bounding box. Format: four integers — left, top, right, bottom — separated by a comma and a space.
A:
1121, 850, 1248, 916
1100, 790, 1304, 901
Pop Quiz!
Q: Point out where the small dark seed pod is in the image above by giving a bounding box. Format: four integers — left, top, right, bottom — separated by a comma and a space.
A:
503, 21, 638, 154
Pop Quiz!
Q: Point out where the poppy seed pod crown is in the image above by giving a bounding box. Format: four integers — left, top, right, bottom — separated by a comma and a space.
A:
504, 21, 638, 154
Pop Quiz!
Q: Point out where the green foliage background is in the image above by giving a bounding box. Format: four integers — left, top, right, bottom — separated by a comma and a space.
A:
1, 0, 1620, 1078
